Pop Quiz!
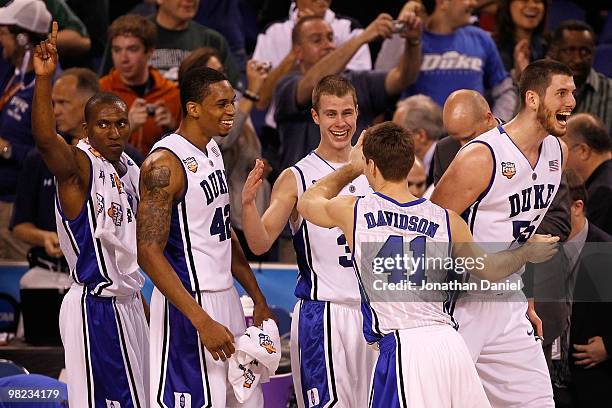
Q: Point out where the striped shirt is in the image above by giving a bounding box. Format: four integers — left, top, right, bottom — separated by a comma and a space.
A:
574, 69, 612, 133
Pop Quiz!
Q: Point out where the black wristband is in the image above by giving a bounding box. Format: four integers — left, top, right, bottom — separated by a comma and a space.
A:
243, 90, 260, 102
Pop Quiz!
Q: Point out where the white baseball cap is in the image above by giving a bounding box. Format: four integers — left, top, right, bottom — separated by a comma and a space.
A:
0, 0, 51, 35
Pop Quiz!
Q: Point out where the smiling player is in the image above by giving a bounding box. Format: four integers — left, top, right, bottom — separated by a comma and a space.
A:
241, 75, 376, 407
431, 59, 575, 407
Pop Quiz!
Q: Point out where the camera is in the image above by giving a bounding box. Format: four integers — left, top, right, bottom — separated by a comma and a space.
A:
145, 104, 157, 117
392, 20, 407, 34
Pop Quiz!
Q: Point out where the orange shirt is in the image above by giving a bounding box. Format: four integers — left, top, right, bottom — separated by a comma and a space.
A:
99, 67, 181, 155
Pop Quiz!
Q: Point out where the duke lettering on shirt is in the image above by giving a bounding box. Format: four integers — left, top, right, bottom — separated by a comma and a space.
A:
508, 184, 556, 217
200, 169, 228, 205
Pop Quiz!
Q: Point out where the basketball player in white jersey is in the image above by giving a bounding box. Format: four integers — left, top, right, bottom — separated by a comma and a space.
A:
137, 66, 273, 407
32, 23, 148, 407
297, 121, 559, 407
241, 75, 376, 407
431, 59, 576, 407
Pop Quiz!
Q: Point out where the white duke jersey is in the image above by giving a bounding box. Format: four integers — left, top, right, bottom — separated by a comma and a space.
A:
55, 141, 144, 297
151, 134, 232, 292
290, 152, 371, 304
462, 125, 562, 285
353, 193, 455, 343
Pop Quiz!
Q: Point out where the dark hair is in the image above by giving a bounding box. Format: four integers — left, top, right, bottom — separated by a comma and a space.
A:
58, 68, 99, 96
179, 66, 228, 115
570, 113, 611, 153
363, 122, 415, 182
518, 59, 573, 109
292, 15, 325, 45
178, 47, 222, 84
550, 20, 595, 47
311, 75, 357, 112
565, 169, 587, 205
84, 92, 128, 123
107, 14, 157, 51
494, 0, 548, 51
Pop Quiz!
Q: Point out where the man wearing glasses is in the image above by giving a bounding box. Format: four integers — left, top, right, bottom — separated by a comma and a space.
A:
548, 20, 612, 134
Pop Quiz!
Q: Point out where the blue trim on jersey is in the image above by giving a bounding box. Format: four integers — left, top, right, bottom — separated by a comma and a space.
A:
555, 136, 564, 166
298, 301, 338, 408
373, 192, 426, 207
352, 197, 384, 343
292, 165, 318, 300
462, 140, 496, 233
85, 293, 140, 408
443, 209, 460, 330
292, 224, 315, 300
499, 125, 543, 171
158, 295, 212, 408
311, 151, 338, 172
369, 332, 405, 408
164, 203, 196, 292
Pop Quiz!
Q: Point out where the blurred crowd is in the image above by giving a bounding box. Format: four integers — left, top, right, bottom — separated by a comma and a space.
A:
0, 0, 610, 404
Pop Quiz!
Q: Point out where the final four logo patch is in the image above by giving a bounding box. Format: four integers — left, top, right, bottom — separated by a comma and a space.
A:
501, 162, 516, 179
183, 157, 198, 173
259, 333, 276, 354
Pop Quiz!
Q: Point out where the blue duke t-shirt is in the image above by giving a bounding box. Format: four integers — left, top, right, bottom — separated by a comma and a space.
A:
403, 26, 509, 107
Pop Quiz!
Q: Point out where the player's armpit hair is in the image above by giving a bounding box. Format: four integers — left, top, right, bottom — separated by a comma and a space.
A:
137, 165, 172, 245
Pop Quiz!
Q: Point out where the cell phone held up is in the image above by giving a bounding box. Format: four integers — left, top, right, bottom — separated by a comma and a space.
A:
392, 20, 407, 34
146, 104, 157, 117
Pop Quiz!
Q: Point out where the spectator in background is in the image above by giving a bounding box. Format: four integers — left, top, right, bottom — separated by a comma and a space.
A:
100, 14, 181, 156
274, 10, 422, 172
151, 0, 239, 85
377, 0, 517, 122
253, 0, 372, 110
392, 94, 444, 185
494, 0, 548, 83
178, 48, 274, 261
0, 0, 90, 60
564, 169, 612, 407
0, 0, 51, 260
548, 20, 612, 133
407, 157, 427, 198
565, 113, 612, 236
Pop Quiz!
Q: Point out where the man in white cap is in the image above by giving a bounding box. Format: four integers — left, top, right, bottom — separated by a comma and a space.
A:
0, 0, 52, 260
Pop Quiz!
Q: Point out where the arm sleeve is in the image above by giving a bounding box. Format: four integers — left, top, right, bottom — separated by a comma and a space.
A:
536, 173, 571, 241
586, 186, 612, 234
9, 151, 40, 229
273, 74, 304, 121
352, 70, 397, 116
374, 36, 404, 71
48, 0, 89, 37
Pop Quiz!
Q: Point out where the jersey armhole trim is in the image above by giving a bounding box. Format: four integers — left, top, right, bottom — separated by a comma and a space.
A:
55, 150, 93, 223
149, 147, 188, 204
445, 209, 452, 258
555, 136, 564, 167
291, 165, 307, 232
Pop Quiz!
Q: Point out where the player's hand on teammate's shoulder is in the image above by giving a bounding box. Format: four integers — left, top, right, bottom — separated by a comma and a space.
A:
348, 130, 366, 174
242, 159, 265, 206
523, 234, 560, 264
33, 21, 59, 77
196, 317, 236, 361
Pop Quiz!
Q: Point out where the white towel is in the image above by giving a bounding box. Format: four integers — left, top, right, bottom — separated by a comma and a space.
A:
228, 319, 281, 403
81, 140, 140, 275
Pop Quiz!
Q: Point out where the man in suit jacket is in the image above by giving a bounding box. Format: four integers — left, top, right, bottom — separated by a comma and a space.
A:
565, 113, 612, 235
555, 170, 612, 407
433, 89, 572, 356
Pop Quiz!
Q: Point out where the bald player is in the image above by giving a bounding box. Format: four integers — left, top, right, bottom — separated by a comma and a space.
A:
432, 89, 497, 185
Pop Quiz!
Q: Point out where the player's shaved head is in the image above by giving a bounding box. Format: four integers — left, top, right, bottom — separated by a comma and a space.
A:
443, 90, 495, 144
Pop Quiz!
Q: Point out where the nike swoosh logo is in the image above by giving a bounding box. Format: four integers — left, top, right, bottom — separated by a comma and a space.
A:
527, 328, 534, 336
